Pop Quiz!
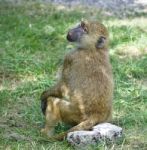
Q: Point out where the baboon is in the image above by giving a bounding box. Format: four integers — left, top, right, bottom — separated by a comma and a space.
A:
40, 20, 114, 140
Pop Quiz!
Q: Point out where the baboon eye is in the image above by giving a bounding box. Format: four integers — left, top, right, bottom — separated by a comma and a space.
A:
80, 22, 88, 33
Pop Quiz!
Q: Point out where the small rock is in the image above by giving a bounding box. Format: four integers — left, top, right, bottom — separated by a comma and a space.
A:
67, 123, 123, 148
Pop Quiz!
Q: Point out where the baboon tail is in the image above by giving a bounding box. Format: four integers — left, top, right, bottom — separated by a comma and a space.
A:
41, 98, 47, 115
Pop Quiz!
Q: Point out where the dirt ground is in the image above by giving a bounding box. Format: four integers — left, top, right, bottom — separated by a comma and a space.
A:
3, 0, 147, 18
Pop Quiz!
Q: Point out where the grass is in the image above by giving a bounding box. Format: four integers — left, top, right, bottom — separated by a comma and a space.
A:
0, 2, 147, 150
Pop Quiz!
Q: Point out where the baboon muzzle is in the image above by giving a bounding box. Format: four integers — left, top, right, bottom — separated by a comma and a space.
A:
67, 26, 85, 42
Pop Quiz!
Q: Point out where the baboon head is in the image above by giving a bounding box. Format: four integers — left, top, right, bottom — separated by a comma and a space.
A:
67, 20, 109, 49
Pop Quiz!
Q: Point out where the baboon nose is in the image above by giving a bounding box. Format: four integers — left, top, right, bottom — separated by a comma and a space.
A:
67, 32, 73, 42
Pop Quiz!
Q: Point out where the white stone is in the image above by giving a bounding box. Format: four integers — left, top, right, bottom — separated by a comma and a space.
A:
67, 123, 123, 148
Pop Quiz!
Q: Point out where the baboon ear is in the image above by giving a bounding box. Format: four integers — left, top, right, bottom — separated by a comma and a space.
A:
96, 36, 106, 48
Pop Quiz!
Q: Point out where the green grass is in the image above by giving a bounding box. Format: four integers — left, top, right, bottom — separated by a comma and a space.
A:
0, 2, 147, 150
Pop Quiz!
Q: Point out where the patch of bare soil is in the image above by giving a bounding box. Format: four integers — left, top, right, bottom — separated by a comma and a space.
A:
116, 46, 147, 58
0, 96, 34, 141
3, 132, 31, 141
0, 116, 30, 141
3, 0, 147, 18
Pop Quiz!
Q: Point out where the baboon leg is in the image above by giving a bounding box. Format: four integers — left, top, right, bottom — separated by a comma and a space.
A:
41, 97, 61, 137
69, 118, 98, 131
41, 97, 80, 137
51, 117, 101, 141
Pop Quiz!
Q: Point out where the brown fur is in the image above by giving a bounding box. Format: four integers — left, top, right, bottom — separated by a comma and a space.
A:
40, 20, 114, 140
